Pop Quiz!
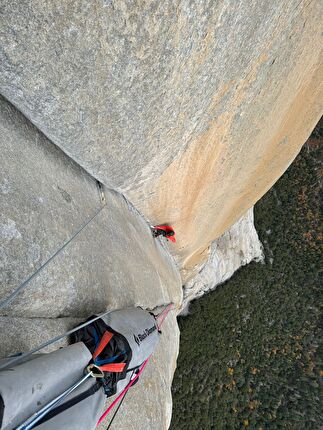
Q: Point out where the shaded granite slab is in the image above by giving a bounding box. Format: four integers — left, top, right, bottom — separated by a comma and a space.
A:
0, 95, 102, 310
0, 316, 81, 359
0, 95, 182, 318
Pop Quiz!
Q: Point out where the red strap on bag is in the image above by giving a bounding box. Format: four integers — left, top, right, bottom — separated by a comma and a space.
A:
99, 363, 126, 373
92, 331, 114, 359
92, 331, 126, 373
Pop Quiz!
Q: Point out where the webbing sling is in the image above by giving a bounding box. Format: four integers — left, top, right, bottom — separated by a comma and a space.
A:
92, 332, 114, 359
92, 331, 126, 373
99, 363, 126, 373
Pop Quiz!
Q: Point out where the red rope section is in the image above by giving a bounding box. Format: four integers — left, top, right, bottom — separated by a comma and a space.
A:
97, 359, 149, 426
156, 303, 174, 330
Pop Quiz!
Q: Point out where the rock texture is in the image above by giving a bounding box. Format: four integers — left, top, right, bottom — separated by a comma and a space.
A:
0, 0, 322, 280
0, 316, 80, 357
0, 96, 181, 318
0, 95, 181, 429
181, 208, 263, 311
0, 2, 322, 428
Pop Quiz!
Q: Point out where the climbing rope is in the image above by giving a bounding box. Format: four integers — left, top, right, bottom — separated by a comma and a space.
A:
97, 359, 149, 426
105, 371, 133, 430
156, 303, 174, 330
0, 203, 106, 311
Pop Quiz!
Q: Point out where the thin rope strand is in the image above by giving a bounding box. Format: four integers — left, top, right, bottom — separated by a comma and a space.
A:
106, 371, 134, 430
0, 204, 105, 311
0, 308, 112, 371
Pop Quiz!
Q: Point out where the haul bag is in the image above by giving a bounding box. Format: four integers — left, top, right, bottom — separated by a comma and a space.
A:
0, 343, 104, 430
73, 307, 160, 395
0, 308, 160, 430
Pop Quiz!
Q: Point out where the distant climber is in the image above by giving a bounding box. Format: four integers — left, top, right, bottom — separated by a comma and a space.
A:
152, 225, 176, 243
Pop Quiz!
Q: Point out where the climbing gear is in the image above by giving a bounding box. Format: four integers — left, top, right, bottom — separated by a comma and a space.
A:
97, 358, 149, 426
0, 343, 98, 430
73, 308, 159, 398
105, 376, 131, 430
152, 225, 176, 243
34, 381, 102, 427
0, 306, 173, 430
98, 304, 174, 427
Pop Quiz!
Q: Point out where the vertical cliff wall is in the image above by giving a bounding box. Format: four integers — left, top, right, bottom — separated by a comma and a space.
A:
0, 0, 322, 280
1, 2, 322, 428
0, 90, 262, 430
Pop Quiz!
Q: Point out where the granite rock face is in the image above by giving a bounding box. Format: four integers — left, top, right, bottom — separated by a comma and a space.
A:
0, 0, 322, 279
0, 95, 181, 429
181, 208, 263, 311
0, 2, 322, 428
0, 96, 181, 318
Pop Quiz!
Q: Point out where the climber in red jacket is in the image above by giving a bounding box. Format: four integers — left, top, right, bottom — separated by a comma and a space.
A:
151, 225, 176, 243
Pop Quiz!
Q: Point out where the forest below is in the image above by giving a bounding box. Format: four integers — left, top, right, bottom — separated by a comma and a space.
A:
171, 121, 322, 430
